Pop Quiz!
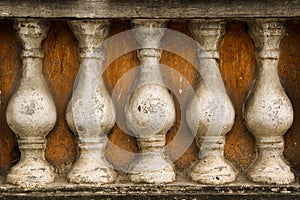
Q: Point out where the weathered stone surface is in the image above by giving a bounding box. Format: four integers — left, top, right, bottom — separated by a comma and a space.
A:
2, 182, 300, 199
0, 1, 299, 18
244, 19, 294, 184
66, 20, 116, 184
126, 19, 176, 183
0, 1, 298, 198
6, 19, 56, 187
187, 20, 237, 184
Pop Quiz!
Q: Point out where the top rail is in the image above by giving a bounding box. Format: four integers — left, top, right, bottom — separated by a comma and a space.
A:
0, 0, 300, 19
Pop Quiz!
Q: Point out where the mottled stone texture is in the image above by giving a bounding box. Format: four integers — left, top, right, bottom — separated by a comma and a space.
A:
2, 183, 300, 199
1, 19, 300, 185
244, 19, 294, 184
0, 0, 299, 18
187, 20, 236, 184
65, 20, 116, 184
126, 19, 176, 183
6, 19, 56, 186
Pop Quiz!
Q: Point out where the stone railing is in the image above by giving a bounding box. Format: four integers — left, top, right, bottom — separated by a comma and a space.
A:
1, 0, 300, 199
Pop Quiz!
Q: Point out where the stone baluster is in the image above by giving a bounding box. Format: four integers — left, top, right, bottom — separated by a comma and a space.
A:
6, 19, 56, 186
244, 19, 294, 184
187, 20, 236, 184
125, 19, 176, 183
66, 20, 116, 184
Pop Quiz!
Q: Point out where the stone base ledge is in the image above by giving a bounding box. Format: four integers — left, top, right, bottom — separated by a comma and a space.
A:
1, 182, 300, 199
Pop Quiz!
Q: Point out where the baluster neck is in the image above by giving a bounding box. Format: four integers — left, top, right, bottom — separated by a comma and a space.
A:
137, 49, 163, 85
21, 58, 43, 78
15, 19, 49, 80
257, 59, 280, 84
249, 20, 285, 60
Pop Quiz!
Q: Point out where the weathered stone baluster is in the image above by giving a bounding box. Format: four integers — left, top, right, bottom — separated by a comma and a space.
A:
126, 19, 176, 183
66, 20, 116, 184
187, 20, 236, 184
244, 19, 294, 184
6, 19, 56, 186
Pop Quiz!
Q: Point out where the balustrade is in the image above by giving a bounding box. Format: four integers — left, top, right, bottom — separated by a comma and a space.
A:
0, 4, 299, 197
